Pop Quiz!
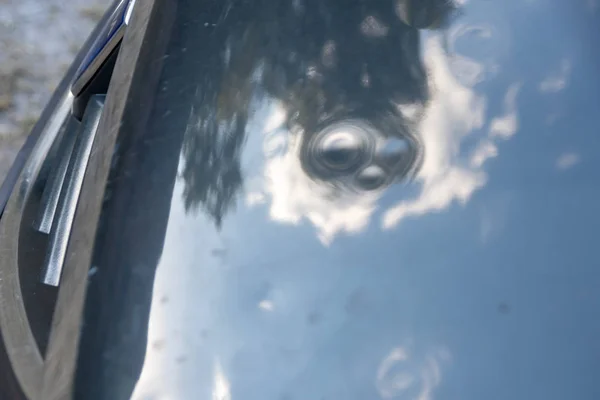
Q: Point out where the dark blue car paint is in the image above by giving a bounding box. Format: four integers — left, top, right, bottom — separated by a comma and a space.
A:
74, 0, 600, 399
2, 0, 600, 399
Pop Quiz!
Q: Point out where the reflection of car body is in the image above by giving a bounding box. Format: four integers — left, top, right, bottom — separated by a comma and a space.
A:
1, 0, 600, 399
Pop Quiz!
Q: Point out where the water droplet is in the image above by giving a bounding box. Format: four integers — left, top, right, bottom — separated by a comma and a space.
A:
318, 130, 364, 171
306, 65, 319, 79
305, 120, 377, 182
355, 165, 387, 190
361, 15, 389, 37
321, 40, 336, 68
361, 71, 371, 87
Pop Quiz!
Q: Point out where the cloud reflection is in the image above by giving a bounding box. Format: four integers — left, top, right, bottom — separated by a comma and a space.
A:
238, 1, 522, 243
383, 37, 520, 229
376, 345, 451, 400
249, 32, 521, 241
213, 361, 232, 400
556, 152, 580, 170
248, 117, 381, 244
539, 59, 571, 93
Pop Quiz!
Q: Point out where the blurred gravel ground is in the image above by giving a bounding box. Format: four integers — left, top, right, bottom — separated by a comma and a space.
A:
0, 0, 110, 183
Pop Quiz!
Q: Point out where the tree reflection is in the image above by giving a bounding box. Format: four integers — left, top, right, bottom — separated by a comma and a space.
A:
180, 108, 247, 228
180, 0, 457, 227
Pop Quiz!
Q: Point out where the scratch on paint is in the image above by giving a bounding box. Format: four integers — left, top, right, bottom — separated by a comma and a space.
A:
217, 2, 233, 25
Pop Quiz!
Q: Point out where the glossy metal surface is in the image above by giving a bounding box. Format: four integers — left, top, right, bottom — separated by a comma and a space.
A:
42, 95, 105, 287
71, 0, 134, 95
33, 118, 79, 234
75, 0, 600, 399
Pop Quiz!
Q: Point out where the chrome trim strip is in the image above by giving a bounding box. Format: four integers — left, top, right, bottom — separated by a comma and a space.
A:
71, 27, 124, 96
125, 0, 137, 24
41, 96, 105, 287
33, 119, 79, 234
71, 0, 132, 96
18, 93, 74, 203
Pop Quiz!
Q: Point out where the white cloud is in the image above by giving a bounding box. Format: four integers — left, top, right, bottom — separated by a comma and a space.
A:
383, 36, 520, 229
470, 140, 498, 168
539, 59, 571, 93
383, 167, 487, 228
556, 152, 580, 170
490, 82, 521, 139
